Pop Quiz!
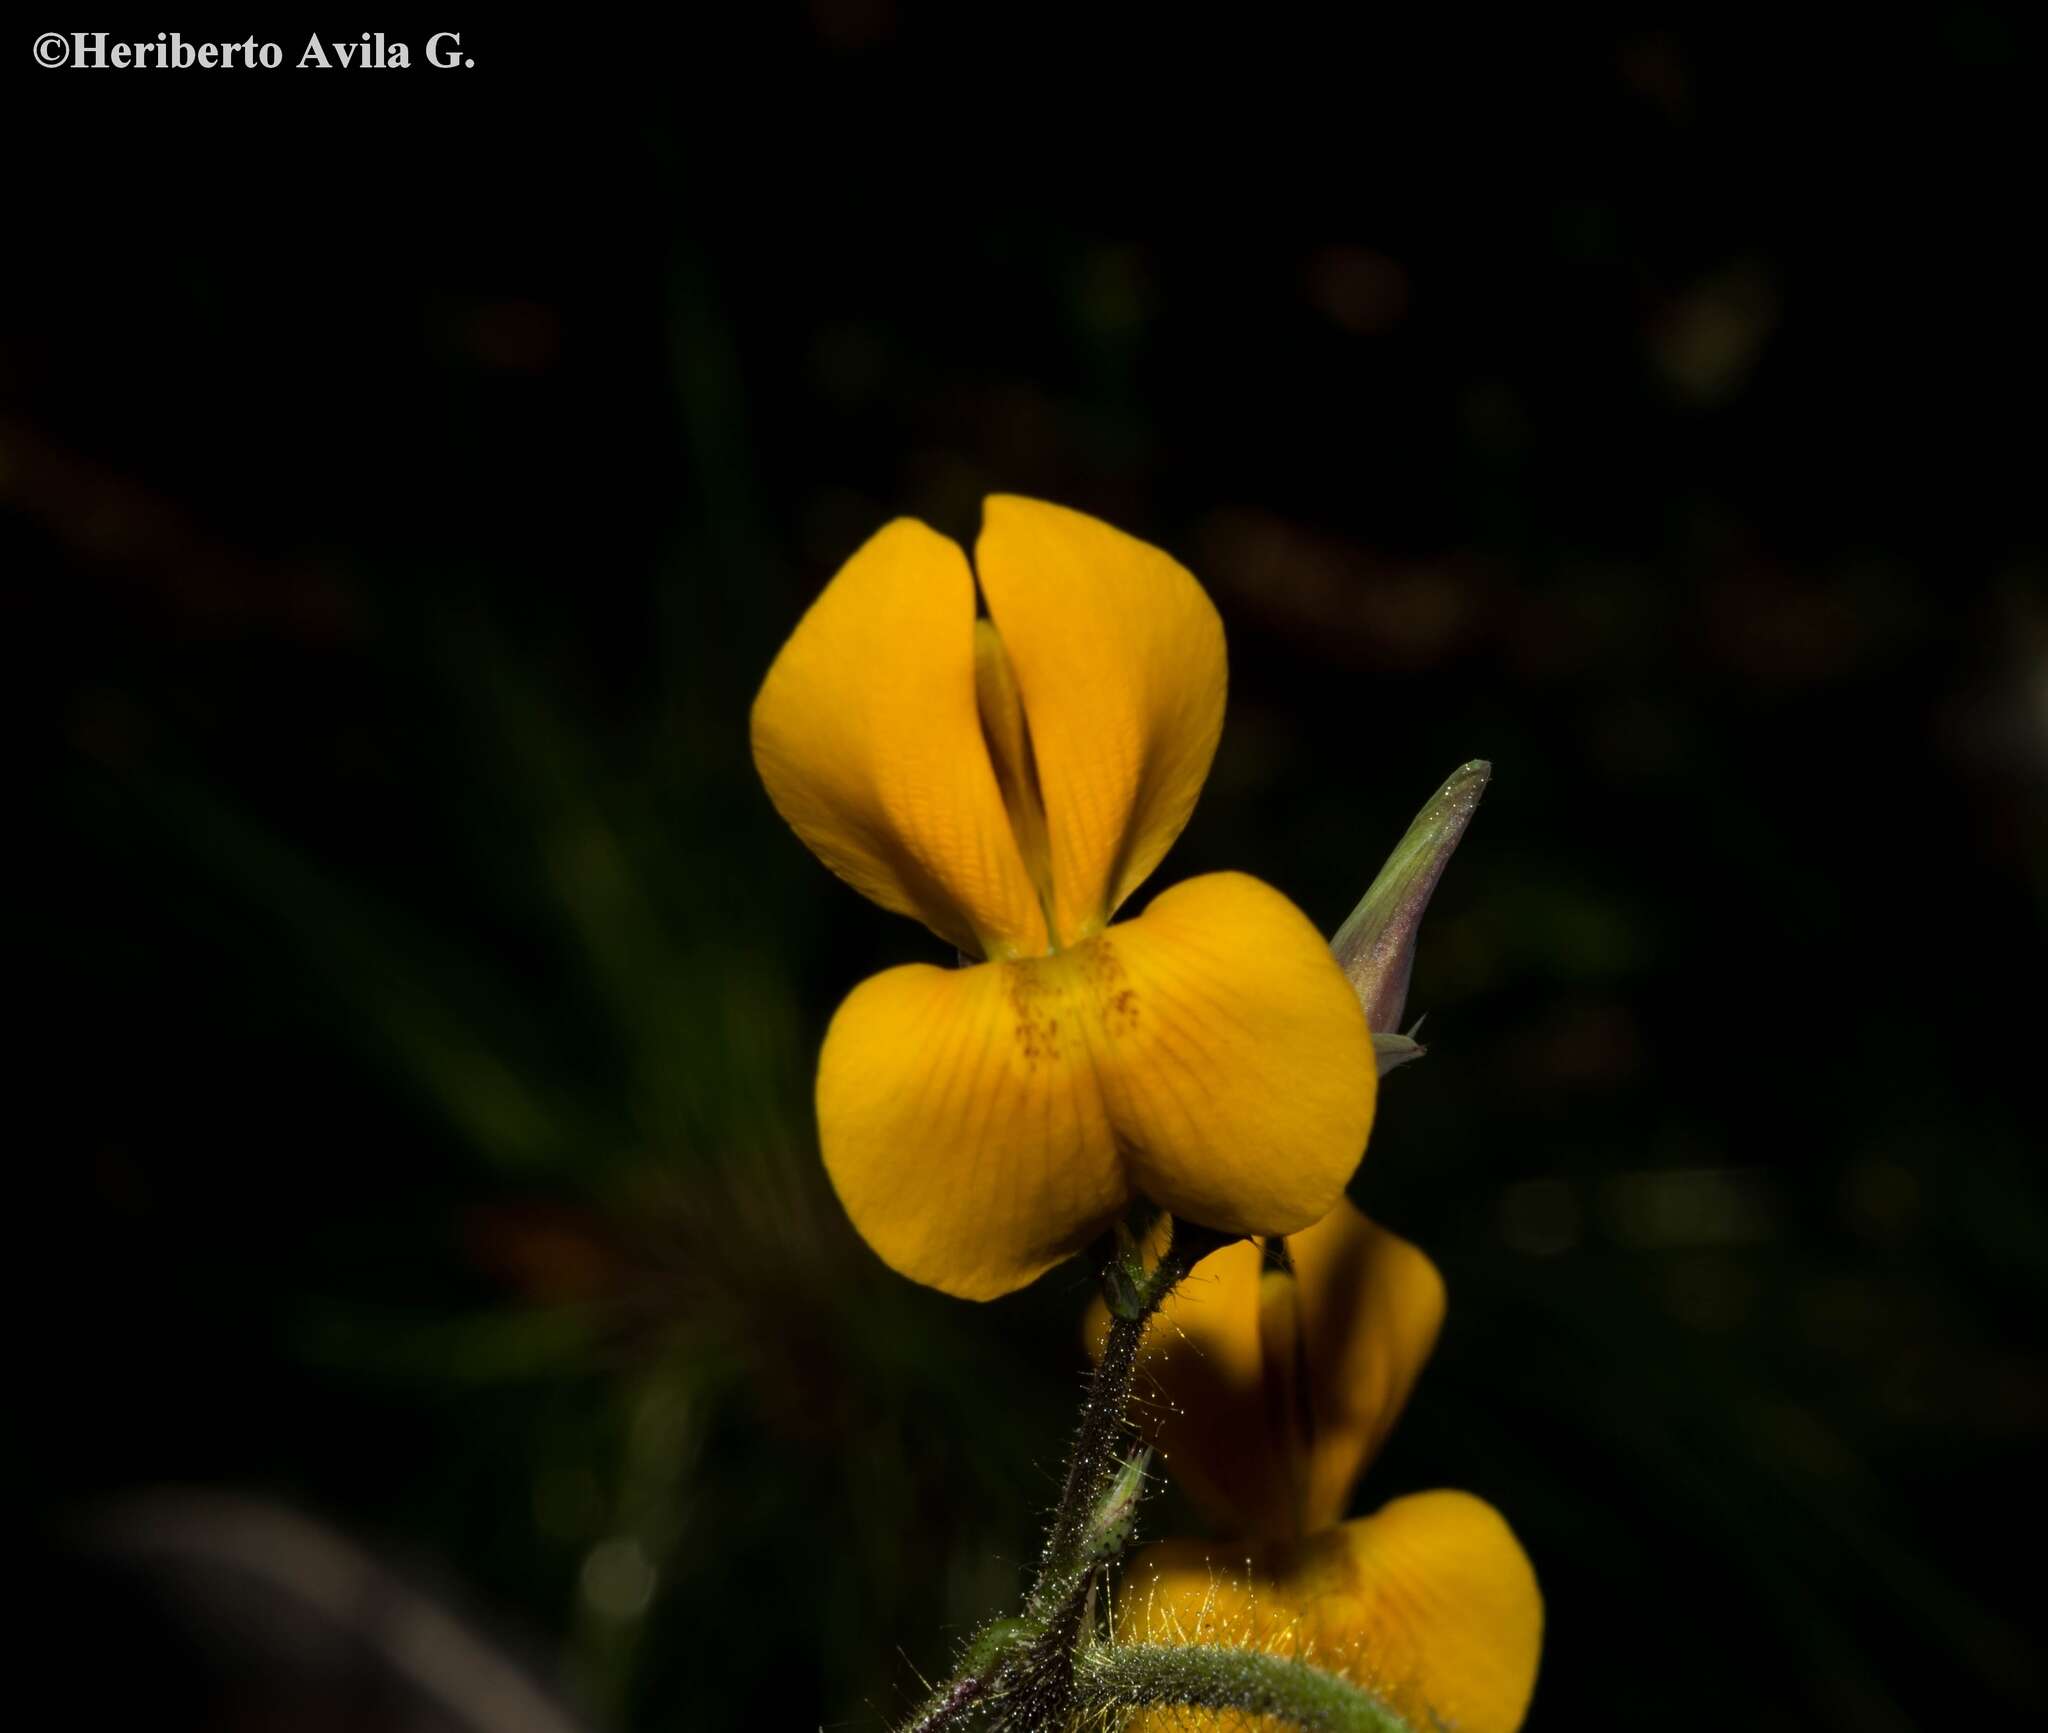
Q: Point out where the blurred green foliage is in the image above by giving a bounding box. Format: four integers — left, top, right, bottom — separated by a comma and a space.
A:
13, 12, 2046, 1731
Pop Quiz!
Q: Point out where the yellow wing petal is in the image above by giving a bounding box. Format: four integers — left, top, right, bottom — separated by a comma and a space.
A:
752, 518, 1049, 958
974, 496, 1225, 942
1096, 873, 1377, 1237
1120, 1494, 1543, 1733
1291, 1207, 1445, 1533
816, 956, 1126, 1299
1086, 1205, 1440, 1541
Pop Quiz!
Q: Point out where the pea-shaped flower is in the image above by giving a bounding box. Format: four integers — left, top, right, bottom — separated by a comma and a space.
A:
753, 497, 1378, 1299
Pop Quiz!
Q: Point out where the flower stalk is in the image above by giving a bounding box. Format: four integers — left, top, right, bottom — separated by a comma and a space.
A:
1032, 1216, 1231, 1613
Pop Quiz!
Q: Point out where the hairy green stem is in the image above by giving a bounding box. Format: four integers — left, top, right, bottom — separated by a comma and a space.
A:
1072, 1642, 1413, 1732
899, 1674, 986, 1733
896, 1618, 1037, 1732
893, 1219, 1239, 1732
1030, 1218, 1224, 1612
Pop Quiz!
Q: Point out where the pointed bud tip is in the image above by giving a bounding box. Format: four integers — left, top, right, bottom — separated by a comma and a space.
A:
1433, 758, 1492, 820
1331, 761, 1492, 1034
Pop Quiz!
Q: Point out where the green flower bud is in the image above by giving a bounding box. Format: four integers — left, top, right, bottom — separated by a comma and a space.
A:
1332, 761, 1490, 1037
1081, 1449, 1153, 1565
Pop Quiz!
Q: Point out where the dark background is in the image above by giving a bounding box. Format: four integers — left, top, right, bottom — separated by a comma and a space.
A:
12, 11, 2044, 1731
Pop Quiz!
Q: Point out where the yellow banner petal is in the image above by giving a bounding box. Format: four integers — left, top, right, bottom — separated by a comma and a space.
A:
974, 496, 1226, 943
1087, 1204, 1440, 1541
751, 519, 1049, 959
1100, 873, 1376, 1238
816, 955, 1126, 1299
1120, 1493, 1543, 1733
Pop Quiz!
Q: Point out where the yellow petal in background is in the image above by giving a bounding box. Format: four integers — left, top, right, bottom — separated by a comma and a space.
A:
1090, 1204, 1441, 1540
975, 496, 1226, 943
1288, 1206, 1445, 1533
1102, 873, 1376, 1239
751, 518, 1048, 959
1119, 1492, 1543, 1733
1097, 1232, 1274, 1529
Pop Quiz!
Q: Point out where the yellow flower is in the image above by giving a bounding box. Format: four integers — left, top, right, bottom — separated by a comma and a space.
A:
752, 497, 1377, 1300
1098, 1203, 1543, 1732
